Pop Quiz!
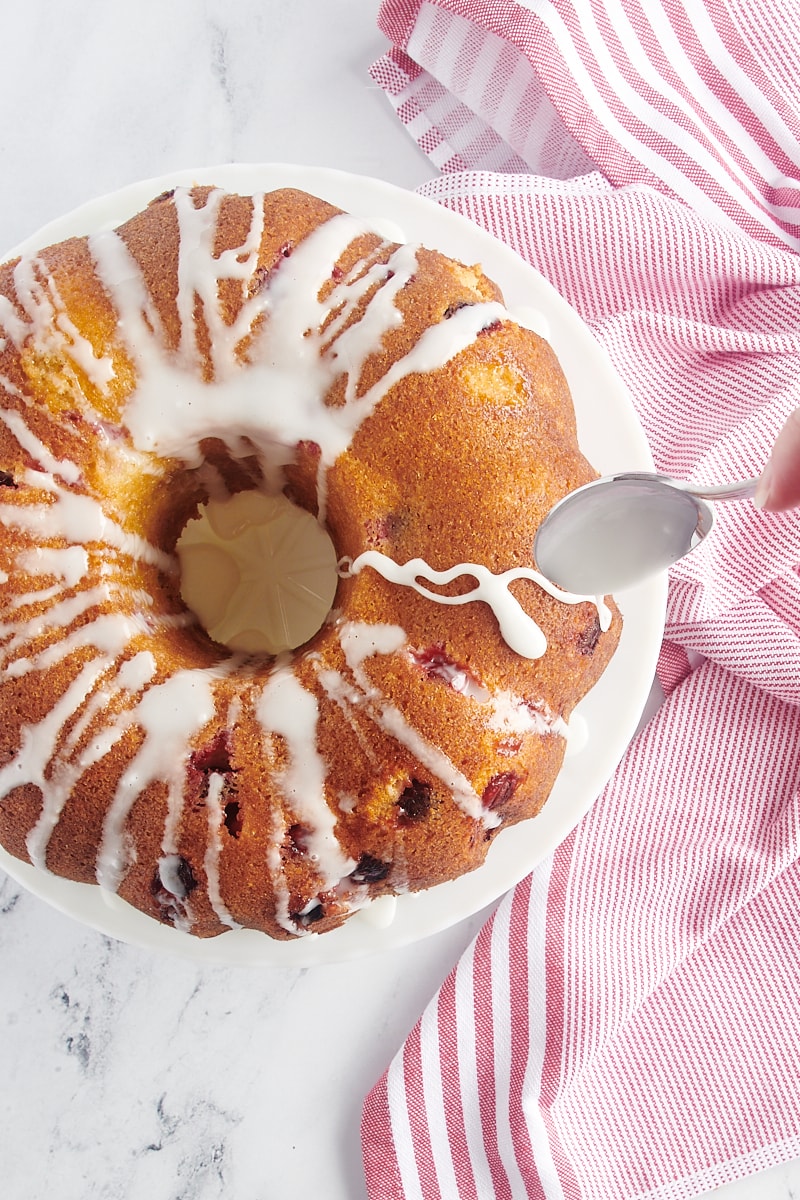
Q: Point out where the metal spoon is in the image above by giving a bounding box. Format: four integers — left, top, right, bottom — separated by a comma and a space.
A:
534, 472, 758, 595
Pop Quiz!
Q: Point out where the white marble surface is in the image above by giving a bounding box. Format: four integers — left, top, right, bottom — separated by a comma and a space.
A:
1, 3, 799, 1198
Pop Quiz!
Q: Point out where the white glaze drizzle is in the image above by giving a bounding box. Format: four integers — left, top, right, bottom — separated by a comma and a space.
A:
0, 295, 27, 348
96, 668, 220, 892
356, 894, 399, 929
21, 647, 152, 871
7, 660, 113, 869
315, 666, 381, 768
0, 510, 234, 896
153, 855, 195, 933
408, 645, 569, 740
423, 659, 490, 702
200, 693, 244, 932
0, 468, 173, 573
0, 406, 81, 484
256, 666, 355, 886
319, 620, 491, 826
265, 803, 298, 936
8, 580, 64, 610
60, 652, 157, 765
3, 254, 114, 391
0, 185, 604, 934
487, 690, 569, 739
340, 551, 611, 659
0, 583, 121, 673
203, 772, 242, 930
5, 609, 142, 679
17, 545, 90, 588
88, 196, 507, 519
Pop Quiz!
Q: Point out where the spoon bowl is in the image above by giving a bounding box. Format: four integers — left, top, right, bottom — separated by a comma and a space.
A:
534, 472, 757, 595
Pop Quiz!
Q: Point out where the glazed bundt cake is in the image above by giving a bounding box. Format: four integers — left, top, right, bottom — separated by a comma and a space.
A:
0, 184, 621, 940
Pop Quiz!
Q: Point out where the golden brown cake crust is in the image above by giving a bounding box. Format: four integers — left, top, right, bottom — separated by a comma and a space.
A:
0, 185, 621, 940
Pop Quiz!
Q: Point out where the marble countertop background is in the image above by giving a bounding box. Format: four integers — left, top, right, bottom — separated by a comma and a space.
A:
1, 3, 799, 1198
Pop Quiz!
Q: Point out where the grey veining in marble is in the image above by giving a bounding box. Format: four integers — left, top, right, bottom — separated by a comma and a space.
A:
1, 0, 432, 255
1, 869, 491, 1199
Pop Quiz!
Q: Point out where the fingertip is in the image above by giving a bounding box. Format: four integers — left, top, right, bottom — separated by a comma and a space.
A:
753, 466, 773, 510
756, 407, 800, 512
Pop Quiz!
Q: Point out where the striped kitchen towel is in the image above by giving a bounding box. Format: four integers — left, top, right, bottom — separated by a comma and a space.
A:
362, 3, 800, 1197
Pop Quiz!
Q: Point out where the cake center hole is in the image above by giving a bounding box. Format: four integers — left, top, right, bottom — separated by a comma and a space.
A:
177, 491, 338, 654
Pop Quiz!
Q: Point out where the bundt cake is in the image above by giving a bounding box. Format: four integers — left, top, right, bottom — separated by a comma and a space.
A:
0, 184, 621, 940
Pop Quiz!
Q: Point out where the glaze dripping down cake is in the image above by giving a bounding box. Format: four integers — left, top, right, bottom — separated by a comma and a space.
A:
0, 184, 621, 940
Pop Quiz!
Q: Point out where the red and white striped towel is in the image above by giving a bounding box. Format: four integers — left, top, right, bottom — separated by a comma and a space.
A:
362, 3, 800, 1197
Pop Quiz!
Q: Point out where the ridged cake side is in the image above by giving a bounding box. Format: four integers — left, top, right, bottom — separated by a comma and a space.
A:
0, 186, 621, 939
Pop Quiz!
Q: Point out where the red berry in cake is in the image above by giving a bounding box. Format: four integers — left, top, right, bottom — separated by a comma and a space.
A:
190, 731, 232, 774
287, 823, 314, 856
351, 854, 391, 883
150, 856, 198, 926
397, 779, 431, 823
187, 732, 235, 801
482, 772, 521, 811
290, 899, 326, 927
577, 614, 602, 655
223, 800, 242, 839
409, 645, 487, 699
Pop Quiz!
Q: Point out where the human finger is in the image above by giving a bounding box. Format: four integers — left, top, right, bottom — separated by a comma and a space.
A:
755, 406, 800, 511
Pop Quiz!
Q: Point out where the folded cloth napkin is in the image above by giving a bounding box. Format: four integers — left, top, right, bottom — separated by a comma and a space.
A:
362, 3, 800, 1198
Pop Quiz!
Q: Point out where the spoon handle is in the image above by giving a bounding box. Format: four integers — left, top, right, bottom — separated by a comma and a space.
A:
685, 477, 759, 502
